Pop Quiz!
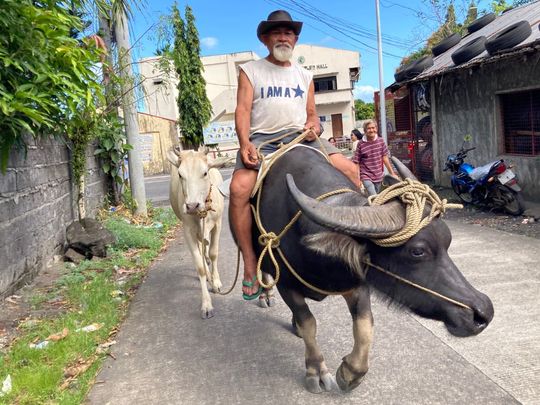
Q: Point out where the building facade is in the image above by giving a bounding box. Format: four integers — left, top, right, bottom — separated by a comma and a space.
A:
383, 2, 540, 200
139, 44, 360, 144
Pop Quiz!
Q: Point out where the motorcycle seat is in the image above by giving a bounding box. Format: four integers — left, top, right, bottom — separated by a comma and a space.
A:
469, 161, 500, 180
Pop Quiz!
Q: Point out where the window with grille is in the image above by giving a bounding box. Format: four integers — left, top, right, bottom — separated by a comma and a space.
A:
314, 76, 337, 93
500, 89, 540, 156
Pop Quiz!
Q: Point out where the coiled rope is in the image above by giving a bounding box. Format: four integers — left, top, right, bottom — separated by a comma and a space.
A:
367, 178, 463, 247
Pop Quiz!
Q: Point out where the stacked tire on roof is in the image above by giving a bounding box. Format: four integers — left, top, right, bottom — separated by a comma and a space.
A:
394, 11, 533, 82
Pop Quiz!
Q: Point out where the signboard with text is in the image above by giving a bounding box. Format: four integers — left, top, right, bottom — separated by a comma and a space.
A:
203, 121, 238, 144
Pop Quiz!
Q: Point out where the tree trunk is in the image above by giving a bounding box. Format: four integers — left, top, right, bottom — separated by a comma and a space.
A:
114, 10, 147, 216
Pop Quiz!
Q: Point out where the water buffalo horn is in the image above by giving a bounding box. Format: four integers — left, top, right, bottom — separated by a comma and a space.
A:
391, 156, 417, 180
286, 174, 406, 238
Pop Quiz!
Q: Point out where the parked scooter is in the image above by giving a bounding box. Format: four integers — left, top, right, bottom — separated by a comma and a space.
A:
444, 144, 525, 215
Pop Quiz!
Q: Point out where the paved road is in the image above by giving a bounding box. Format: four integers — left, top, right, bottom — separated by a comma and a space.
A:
146, 168, 235, 208
87, 198, 539, 405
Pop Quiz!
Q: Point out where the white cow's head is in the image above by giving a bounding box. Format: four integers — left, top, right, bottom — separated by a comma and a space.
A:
167, 146, 216, 215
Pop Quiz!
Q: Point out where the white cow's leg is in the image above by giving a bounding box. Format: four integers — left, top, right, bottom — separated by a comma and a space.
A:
184, 230, 214, 319
337, 286, 373, 392
280, 287, 335, 394
208, 220, 222, 293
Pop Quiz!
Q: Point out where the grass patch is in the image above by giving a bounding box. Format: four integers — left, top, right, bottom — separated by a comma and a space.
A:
0, 206, 178, 404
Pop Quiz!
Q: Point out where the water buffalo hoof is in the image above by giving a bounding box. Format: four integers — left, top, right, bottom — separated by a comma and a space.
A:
258, 296, 269, 308
320, 372, 337, 391
258, 294, 277, 308
305, 372, 336, 393
305, 376, 323, 394
336, 362, 366, 392
266, 295, 277, 307
201, 308, 215, 319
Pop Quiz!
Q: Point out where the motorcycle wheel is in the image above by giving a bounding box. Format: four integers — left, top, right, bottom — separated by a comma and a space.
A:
451, 179, 473, 204
493, 184, 525, 216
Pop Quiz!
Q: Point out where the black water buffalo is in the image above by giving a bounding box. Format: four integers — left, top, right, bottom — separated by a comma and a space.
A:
237, 146, 494, 393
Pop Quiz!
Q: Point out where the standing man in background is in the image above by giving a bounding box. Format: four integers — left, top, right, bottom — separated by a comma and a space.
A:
352, 120, 396, 196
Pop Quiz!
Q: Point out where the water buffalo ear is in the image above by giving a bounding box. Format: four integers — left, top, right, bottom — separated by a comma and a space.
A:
303, 232, 368, 279
167, 149, 180, 167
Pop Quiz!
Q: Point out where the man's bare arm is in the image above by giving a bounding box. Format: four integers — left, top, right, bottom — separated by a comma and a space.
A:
303, 81, 320, 141
382, 155, 397, 177
235, 70, 258, 168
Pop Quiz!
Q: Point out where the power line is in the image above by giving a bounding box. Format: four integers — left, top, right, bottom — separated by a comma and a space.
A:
265, 0, 405, 58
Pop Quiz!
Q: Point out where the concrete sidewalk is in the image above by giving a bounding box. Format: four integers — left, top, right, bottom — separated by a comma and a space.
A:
86, 211, 539, 405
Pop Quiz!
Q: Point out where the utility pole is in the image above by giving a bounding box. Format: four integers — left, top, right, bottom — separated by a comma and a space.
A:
375, 0, 388, 144
115, 10, 147, 216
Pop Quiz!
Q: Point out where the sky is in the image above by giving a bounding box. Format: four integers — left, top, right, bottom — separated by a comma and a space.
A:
129, 0, 493, 102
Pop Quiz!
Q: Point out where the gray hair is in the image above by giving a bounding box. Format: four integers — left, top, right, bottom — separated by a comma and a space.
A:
363, 119, 377, 132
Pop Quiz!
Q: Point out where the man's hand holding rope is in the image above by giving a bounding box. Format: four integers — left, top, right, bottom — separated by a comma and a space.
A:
303, 121, 320, 141
240, 141, 260, 169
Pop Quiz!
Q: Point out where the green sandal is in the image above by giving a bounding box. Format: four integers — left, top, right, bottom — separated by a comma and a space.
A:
242, 276, 263, 301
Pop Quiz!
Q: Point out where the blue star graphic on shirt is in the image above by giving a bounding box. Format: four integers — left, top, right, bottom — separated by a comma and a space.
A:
292, 84, 304, 98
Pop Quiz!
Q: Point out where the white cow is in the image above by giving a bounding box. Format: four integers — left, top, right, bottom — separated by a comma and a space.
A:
167, 147, 225, 319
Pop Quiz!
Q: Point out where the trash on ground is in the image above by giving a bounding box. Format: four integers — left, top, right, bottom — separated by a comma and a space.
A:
110, 290, 124, 298
76, 323, 103, 333
29, 340, 50, 349
0, 375, 12, 397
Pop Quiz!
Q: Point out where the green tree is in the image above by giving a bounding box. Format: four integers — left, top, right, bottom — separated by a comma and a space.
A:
0, 0, 102, 171
400, 0, 532, 70
354, 100, 375, 120
172, 4, 212, 147
491, 0, 533, 13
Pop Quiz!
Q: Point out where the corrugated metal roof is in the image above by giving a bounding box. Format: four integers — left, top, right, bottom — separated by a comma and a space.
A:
407, 1, 540, 82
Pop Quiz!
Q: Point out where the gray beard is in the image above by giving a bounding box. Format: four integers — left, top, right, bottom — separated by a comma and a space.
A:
273, 44, 293, 62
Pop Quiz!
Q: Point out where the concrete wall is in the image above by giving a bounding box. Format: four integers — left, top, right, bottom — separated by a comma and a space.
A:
431, 51, 540, 200
0, 135, 108, 298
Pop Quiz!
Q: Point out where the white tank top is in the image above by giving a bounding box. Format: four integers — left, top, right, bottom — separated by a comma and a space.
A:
240, 58, 313, 135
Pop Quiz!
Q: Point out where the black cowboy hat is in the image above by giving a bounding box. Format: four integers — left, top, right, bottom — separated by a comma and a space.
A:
257, 10, 303, 41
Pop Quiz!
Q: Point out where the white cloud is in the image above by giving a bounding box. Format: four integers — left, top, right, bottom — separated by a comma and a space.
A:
319, 36, 334, 44
353, 85, 378, 103
201, 37, 218, 49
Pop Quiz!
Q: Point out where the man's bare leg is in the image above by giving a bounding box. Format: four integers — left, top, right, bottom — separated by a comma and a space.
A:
329, 153, 361, 188
229, 168, 260, 296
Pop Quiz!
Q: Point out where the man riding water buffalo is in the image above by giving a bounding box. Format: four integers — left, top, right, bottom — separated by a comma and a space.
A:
228, 10, 494, 393
230, 9, 361, 300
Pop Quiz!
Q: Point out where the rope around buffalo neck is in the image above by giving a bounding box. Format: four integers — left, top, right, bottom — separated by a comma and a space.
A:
367, 178, 463, 247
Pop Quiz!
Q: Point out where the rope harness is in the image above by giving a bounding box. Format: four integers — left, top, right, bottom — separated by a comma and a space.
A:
243, 131, 472, 310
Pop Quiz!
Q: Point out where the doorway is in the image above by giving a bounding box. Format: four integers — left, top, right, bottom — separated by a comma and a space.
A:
331, 114, 343, 138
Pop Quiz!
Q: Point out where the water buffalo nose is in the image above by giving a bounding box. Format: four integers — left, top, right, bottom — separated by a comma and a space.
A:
185, 202, 200, 213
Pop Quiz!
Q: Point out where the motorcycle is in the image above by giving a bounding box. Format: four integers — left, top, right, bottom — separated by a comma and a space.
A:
444, 144, 525, 215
